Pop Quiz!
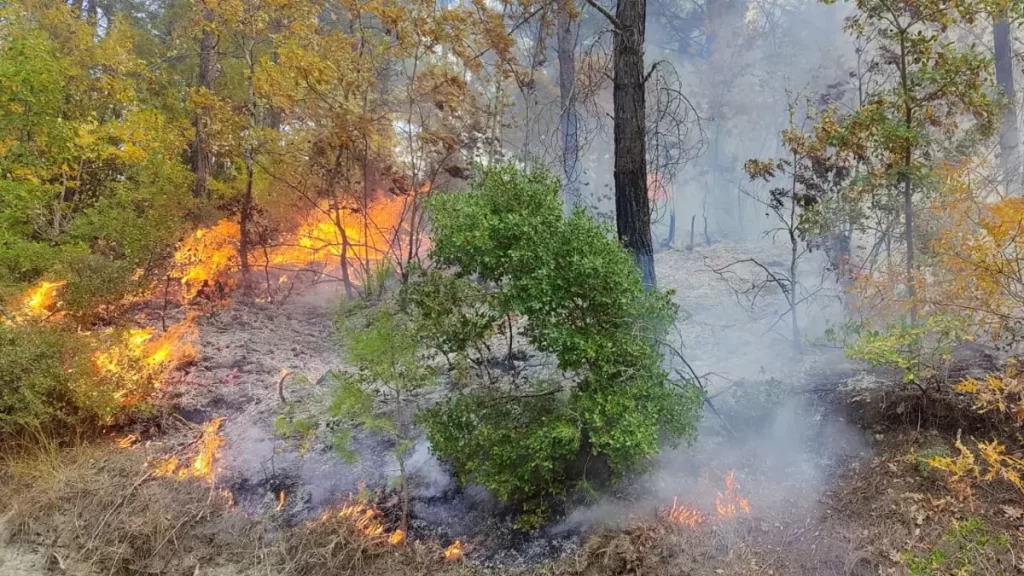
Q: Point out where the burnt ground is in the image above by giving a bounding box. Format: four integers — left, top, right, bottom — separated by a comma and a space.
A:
3, 245, 1023, 575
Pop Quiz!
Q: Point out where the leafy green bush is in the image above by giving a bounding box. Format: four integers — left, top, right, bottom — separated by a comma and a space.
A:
328, 304, 438, 528
847, 313, 968, 392
0, 322, 105, 438
407, 164, 702, 517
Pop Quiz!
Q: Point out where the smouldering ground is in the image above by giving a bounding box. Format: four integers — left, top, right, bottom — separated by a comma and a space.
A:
3, 243, 1020, 575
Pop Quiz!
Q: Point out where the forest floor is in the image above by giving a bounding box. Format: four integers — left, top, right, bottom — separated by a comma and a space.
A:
1, 244, 1021, 576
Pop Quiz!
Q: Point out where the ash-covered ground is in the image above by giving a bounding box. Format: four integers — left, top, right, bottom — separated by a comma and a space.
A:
150, 242, 870, 568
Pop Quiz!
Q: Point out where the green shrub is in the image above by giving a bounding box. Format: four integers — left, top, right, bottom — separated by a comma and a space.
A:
847, 313, 969, 392
408, 164, 702, 516
0, 322, 99, 438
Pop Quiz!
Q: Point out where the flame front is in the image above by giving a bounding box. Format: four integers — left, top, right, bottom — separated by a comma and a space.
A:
664, 470, 751, 529
172, 193, 422, 298
151, 417, 225, 483
714, 470, 751, 518
444, 540, 463, 562
664, 496, 705, 527
277, 491, 287, 512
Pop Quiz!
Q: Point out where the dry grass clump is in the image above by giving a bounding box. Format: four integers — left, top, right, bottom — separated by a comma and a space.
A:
0, 437, 253, 576
259, 512, 465, 576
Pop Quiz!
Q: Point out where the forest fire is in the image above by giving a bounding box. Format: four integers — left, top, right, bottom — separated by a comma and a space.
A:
151, 417, 225, 483
664, 497, 705, 527
325, 496, 413, 547
663, 470, 751, 529
715, 470, 751, 517
24, 280, 65, 315
92, 317, 199, 404
277, 491, 287, 512
444, 540, 463, 562
173, 194, 417, 299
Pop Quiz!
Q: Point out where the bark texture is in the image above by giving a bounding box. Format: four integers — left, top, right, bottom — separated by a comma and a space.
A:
191, 6, 219, 199
612, 0, 656, 289
557, 0, 581, 213
994, 18, 1019, 195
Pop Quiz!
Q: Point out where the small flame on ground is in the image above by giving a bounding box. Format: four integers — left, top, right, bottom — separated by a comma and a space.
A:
664, 496, 705, 527
329, 496, 406, 546
444, 540, 463, 562
715, 470, 751, 518
11, 280, 66, 320
117, 435, 138, 449
277, 491, 287, 512
664, 470, 752, 529
151, 417, 225, 483
172, 193, 423, 299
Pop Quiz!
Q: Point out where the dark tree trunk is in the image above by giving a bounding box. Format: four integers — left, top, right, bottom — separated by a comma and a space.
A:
994, 18, 1019, 195
557, 0, 581, 213
239, 164, 253, 283
612, 0, 655, 289
86, 0, 98, 23
665, 208, 676, 248
71, 0, 84, 15
191, 9, 218, 199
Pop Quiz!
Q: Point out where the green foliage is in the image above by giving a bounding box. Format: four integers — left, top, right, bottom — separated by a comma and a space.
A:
328, 303, 436, 471
0, 3, 193, 319
902, 518, 1010, 576
273, 406, 317, 456
847, 313, 968, 387
0, 322, 126, 439
410, 164, 702, 514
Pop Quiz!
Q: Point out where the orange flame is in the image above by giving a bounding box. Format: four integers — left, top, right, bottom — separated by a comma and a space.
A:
444, 540, 463, 562
92, 318, 199, 405
151, 417, 225, 483
714, 470, 751, 518
277, 491, 287, 512
664, 496, 705, 527
664, 470, 751, 529
388, 529, 406, 546
172, 192, 423, 297
11, 280, 67, 320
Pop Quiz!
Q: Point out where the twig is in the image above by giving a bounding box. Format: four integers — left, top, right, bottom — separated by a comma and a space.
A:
87, 471, 153, 552
278, 371, 293, 404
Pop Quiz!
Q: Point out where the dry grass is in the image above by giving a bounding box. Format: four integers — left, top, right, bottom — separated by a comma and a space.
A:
0, 437, 250, 575
0, 437, 478, 576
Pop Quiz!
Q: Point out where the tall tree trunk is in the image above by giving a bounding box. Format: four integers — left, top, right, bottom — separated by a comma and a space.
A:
239, 38, 257, 288
557, 0, 581, 213
898, 29, 917, 325
191, 8, 218, 199
86, 0, 98, 24
994, 18, 1019, 195
612, 0, 655, 289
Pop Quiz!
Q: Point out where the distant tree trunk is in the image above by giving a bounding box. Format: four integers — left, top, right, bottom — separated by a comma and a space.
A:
665, 208, 676, 248
898, 30, 917, 325
994, 17, 1019, 195
239, 38, 257, 288
687, 214, 695, 251
191, 8, 218, 199
86, 0, 98, 23
612, 0, 655, 289
557, 0, 581, 213
71, 0, 84, 15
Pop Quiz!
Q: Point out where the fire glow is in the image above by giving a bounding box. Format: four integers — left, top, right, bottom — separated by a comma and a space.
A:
151, 417, 225, 483
662, 470, 752, 529
173, 194, 420, 298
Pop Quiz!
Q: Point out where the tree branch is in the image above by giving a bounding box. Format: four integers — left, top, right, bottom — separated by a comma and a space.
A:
582, 0, 623, 32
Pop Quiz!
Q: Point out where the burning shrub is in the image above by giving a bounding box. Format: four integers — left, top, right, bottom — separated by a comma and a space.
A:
408, 164, 702, 521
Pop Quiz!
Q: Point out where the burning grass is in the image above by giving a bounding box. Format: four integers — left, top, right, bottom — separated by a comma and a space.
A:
173, 194, 420, 299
